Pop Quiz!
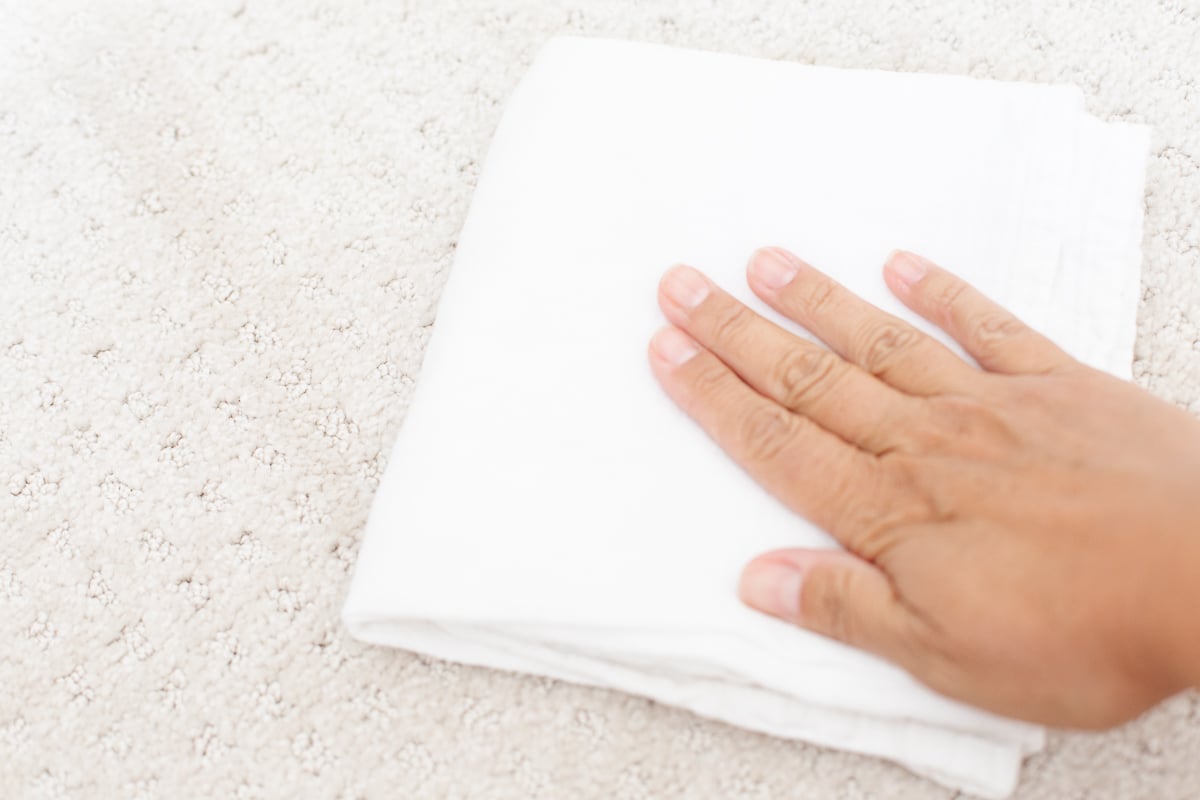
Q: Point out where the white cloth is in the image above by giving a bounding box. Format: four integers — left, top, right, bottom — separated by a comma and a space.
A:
342, 37, 1149, 798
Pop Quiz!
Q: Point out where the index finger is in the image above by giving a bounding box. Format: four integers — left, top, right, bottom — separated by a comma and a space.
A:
648, 325, 899, 546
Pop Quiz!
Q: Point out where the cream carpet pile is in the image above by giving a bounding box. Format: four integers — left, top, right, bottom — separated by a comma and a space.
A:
2, 1, 1198, 798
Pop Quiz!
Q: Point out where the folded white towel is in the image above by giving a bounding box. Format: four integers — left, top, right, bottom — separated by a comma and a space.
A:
342, 37, 1149, 798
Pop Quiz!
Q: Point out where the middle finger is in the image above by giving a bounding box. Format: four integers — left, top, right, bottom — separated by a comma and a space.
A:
658, 264, 923, 454
745, 247, 980, 395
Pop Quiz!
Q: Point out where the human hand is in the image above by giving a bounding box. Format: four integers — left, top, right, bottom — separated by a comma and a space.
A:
648, 248, 1200, 728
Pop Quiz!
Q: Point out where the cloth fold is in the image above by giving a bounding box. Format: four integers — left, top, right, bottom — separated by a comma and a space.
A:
343, 37, 1150, 798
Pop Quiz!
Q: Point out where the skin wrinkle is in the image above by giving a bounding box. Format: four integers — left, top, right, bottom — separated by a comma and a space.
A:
707, 301, 757, 350
856, 408, 911, 458
853, 319, 925, 378
973, 311, 1031, 351
755, 251, 981, 398
671, 265, 915, 456
928, 278, 972, 334
653, 246, 1200, 728
771, 347, 843, 414
826, 464, 926, 560
735, 403, 798, 465
798, 274, 840, 322
682, 359, 738, 413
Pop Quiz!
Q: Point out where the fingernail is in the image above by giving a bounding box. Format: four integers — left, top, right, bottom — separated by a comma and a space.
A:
750, 248, 800, 290
887, 250, 928, 288
739, 559, 803, 619
661, 265, 711, 310
650, 326, 701, 366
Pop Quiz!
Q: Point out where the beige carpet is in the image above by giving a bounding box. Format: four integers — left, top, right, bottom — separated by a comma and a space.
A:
2, 1, 1198, 797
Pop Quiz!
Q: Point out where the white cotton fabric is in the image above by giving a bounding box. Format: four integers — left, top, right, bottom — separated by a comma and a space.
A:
342, 37, 1150, 799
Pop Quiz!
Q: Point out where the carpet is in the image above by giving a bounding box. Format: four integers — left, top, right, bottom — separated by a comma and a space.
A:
2, 1, 1198, 798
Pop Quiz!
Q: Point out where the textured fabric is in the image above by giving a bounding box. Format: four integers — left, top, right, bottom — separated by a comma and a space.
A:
343, 36, 1148, 798
2, 2, 1198, 799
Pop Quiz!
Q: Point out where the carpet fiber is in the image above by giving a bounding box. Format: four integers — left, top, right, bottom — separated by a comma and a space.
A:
2, 1, 1198, 797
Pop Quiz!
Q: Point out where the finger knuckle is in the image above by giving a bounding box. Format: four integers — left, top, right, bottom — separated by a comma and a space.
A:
930, 279, 970, 323
802, 278, 839, 318
836, 502, 905, 557
881, 454, 945, 520
689, 363, 730, 403
829, 463, 927, 555
855, 321, 922, 376
805, 567, 859, 645
772, 347, 840, 408
737, 404, 795, 463
919, 394, 1021, 457
969, 312, 1027, 358
708, 303, 753, 347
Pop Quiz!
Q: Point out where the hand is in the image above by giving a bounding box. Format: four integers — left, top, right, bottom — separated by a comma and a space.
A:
648, 247, 1200, 729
